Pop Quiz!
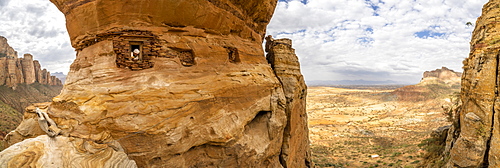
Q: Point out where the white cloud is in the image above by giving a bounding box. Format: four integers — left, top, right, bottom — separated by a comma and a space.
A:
0, 0, 489, 83
268, 0, 488, 83
0, 0, 74, 74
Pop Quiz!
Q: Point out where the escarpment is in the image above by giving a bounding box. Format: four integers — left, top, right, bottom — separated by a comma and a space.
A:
1, 0, 312, 167
392, 67, 461, 102
0, 36, 62, 87
432, 0, 500, 167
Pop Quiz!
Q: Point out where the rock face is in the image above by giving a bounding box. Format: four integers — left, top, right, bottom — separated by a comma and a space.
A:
421, 67, 462, 86
0, 135, 137, 167
2, 0, 311, 167
442, 1, 500, 167
0, 36, 17, 58
266, 37, 312, 167
0, 37, 62, 87
392, 67, 461, 102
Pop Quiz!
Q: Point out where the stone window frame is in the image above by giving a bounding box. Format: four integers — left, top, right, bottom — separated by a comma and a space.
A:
114, 32, 158, 71
129, 41, 143, 61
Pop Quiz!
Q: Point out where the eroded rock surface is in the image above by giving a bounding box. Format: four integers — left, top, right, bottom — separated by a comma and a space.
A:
0, 135, 137, 168
2, 0, 311, 167
441, 1, 500, 167
421, 67, 462, 86
266, 37, 312, 167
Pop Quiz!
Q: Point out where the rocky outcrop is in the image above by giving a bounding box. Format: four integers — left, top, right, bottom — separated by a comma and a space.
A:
2, 0, 311, 167
266, 37, 312, 167
0, 135, 137, 167
0, 36, 17, 58
392, 67, 461, 102
51, 72, 67, 84
0, 37, 62, 87
421, 67, 462, 86
434, 1, 500, 167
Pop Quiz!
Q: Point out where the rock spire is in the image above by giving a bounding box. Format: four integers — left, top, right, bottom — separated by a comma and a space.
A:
0, 37, 62, 87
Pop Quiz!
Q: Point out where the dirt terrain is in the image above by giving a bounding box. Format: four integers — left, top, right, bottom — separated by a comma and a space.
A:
308, 86, 455, 167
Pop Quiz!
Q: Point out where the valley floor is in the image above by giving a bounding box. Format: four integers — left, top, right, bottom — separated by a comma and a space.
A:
307, 86, 452, 167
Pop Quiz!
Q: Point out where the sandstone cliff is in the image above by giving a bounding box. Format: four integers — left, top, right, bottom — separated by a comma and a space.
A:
421, 67, 462, 86
392, 67, 461, 102
0, 36, 17, 58
1, 0, 312, 167
0, 36, 62, 87
425, 1, 500, 167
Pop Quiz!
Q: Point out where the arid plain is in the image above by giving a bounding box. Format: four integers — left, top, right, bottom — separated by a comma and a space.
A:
307, 85, 456, 167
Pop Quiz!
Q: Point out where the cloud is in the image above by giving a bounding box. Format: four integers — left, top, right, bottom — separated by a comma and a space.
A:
0, 0, 10, 8
267, 0, 488, 83
0, 0, 489, 83
0, 0, 74, 74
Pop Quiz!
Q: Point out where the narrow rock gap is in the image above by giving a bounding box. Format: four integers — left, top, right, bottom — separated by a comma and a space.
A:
483, 51, 500, 166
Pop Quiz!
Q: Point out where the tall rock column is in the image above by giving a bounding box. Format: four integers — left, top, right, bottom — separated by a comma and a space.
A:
33, 60, 42, 83
0, 57, 7, 85
446, 1, 500, 167
21, 54, 36, 84
6, 56, 23, 87
266, 37, 312, 167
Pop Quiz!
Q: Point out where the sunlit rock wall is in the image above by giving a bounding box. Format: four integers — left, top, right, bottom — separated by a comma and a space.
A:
445, 0, 500, 167
1, 0, 312, 167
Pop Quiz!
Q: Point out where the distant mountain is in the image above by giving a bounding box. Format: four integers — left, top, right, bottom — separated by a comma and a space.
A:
392, 67, 461, 101
51, 72, 67, 84
306, 79, 410, 86
420, 67, 461, 86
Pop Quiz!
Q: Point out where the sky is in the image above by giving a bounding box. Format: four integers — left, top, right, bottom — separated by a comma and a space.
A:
268, 0, 488, 83
0, 0, 490, 84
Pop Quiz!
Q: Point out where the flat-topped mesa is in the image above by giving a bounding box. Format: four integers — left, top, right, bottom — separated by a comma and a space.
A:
1, 0, 311, 167
419, 67, 462, 86
422, 67, 461, 79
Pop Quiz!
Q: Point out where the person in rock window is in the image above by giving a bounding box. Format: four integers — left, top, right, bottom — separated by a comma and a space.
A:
131, 49, 140, 60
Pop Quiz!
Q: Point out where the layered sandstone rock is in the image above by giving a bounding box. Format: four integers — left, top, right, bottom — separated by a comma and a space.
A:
0, 135, 137, 167
421, 67, 462, 86
392, 67, 461, 102
441, 1, 500, 167
0, 36, 17, 58
0, 37, 62, 87
266, 37, 312, 167
2, 0, 311, 167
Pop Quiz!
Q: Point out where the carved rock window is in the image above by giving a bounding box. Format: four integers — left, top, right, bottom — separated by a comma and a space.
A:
76, 30, 201, 70
129, 41, 143, 61
224, 47, 240, 63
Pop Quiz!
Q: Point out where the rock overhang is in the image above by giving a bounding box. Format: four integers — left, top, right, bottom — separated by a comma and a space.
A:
49, 0, 278, 48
